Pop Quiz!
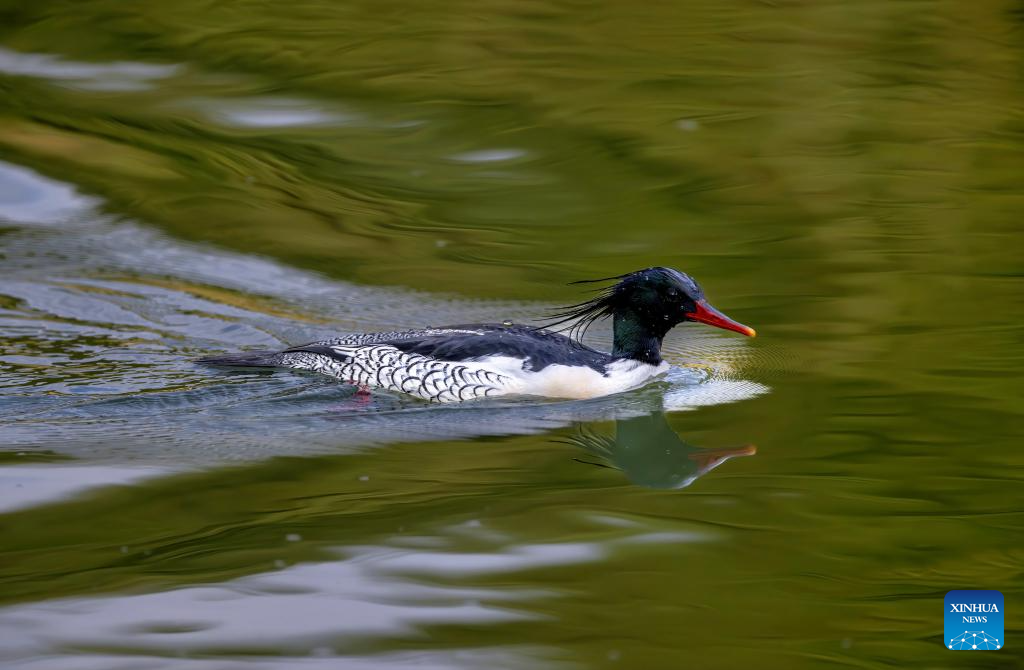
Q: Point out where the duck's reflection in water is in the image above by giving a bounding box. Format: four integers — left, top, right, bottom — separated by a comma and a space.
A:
562, 411, 755, 489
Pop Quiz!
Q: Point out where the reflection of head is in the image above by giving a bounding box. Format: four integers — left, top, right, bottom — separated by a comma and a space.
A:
563, 412, 756, 490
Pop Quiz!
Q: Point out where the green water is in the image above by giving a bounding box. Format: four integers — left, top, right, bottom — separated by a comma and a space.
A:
1, 0, 1022, 667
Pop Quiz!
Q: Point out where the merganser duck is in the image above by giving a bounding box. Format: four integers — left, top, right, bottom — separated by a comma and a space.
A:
199, 267, 755, 402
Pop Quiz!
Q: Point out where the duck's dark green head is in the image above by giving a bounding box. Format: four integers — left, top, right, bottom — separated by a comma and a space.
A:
610, 267, 755, 338
549, 266, 755, 363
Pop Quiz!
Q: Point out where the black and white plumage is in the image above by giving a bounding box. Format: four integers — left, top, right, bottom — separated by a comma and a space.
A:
199, 267, 756, 403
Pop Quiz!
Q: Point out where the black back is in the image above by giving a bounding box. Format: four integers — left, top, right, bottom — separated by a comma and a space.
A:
386, 323, 614, 373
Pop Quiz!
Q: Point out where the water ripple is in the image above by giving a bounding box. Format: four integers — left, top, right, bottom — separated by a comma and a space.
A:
0, 161, 768, 464
0, 47, 180, 91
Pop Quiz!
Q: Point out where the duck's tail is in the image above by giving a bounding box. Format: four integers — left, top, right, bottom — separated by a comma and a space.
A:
197, 350, 285, 368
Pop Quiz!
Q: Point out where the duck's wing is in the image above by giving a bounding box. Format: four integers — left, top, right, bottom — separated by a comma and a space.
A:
354, 323, 613, 373
312, 326, 495, 347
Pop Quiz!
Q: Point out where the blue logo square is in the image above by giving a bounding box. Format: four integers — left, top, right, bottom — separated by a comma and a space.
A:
945, 590, 1003, 650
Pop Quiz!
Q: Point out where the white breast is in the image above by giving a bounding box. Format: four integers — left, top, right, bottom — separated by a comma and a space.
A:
482, 356, 670, 400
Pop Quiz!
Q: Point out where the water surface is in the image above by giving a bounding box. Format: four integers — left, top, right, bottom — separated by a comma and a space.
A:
1, 1, 1022, 668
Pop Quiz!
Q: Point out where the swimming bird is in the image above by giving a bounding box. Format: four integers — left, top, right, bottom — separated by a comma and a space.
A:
198, 267, 755, 403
